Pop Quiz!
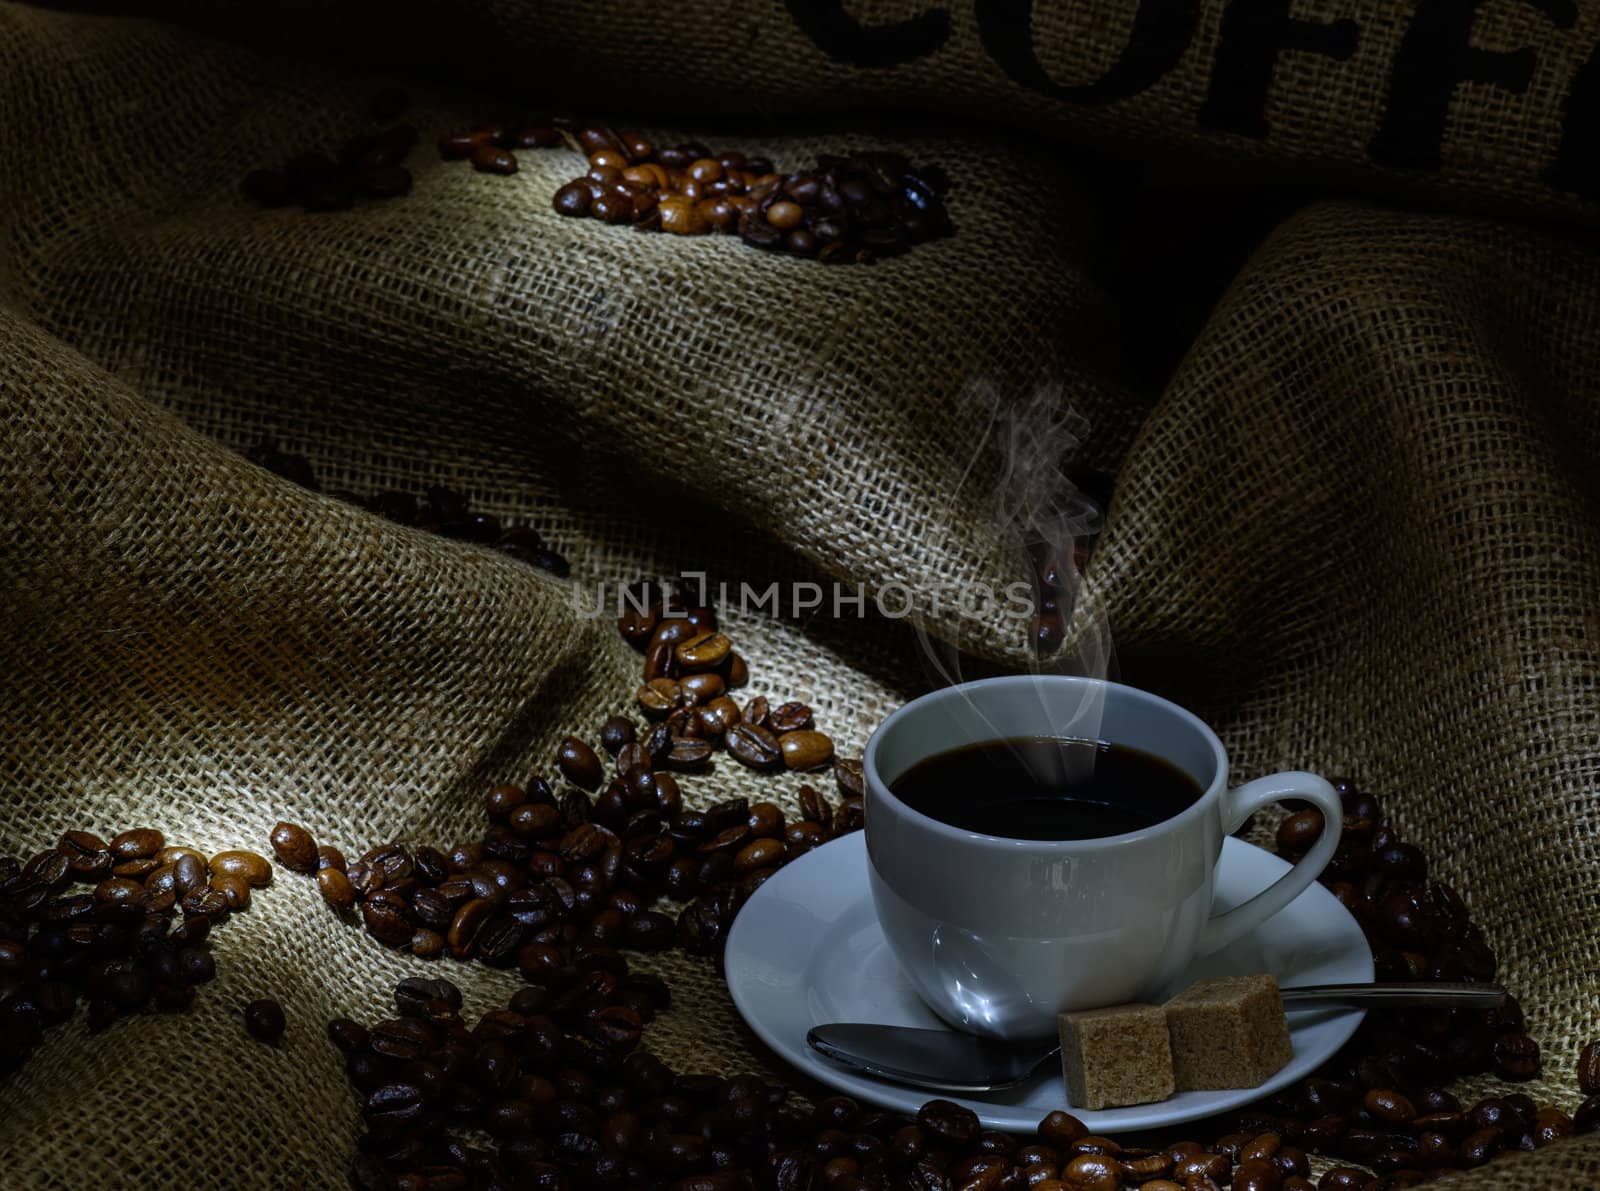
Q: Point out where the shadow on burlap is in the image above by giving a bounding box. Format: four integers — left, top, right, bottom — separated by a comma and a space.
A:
2, 5, 1600, 1188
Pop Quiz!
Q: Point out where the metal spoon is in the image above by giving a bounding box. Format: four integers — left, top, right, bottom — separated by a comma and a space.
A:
805, 982, 1505, 1093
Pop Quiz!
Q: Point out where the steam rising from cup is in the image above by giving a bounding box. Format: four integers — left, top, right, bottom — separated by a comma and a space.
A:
914, 380, 1113, 779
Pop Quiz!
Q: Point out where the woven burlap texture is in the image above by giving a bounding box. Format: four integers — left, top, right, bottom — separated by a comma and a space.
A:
142, 0, 1600, 223
4, 3, 1600, 1187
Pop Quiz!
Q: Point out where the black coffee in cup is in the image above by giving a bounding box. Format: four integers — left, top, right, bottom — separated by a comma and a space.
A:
888, 737, 1202, 841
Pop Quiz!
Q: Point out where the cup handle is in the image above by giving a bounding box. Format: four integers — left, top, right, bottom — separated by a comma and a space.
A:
1197, 771, 1343, 957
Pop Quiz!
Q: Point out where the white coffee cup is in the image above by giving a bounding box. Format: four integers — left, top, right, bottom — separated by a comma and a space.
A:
863, 675, 1342, 1041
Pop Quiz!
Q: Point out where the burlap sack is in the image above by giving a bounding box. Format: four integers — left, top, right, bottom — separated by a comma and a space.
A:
5, 2, 1600, 1188
130, 0, 1600, 224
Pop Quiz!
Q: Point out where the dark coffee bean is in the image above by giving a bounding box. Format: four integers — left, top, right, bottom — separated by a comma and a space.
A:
174, 944, 215, 984
244, 997, 286, 1042
448, 898, 493, 958
1573, 1094, 1600, 1134
665, 737, 713, 771
600, 717, 637, 756
1579, 1040, 1600, 1093
59, 831, 113, 877
918, 1099, 979, 1145
1493, 1033, 1540, 1079
1275, 809, 1324, 855
834, 758, 866, 799
1317, 1167, 1372, 1190
365, 1081, 427, 1130
361, 898, 414, 947
727, 723, 782, 771
270, 822, 318, 872
557, 737, 604, 790
767, 701, 814, 733
1364, 1089, 1415, 1124
1459, 1127, 1502, 1167
471, 145, 517, 174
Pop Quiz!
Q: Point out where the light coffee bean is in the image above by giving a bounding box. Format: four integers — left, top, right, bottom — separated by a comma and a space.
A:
779, 730, 834, 771
211, 850, 274, 888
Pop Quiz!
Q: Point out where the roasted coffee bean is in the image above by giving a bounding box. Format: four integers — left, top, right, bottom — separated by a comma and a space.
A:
918, 1099, 980, 1145
362, 897, 414, 948
110, 828, 164, 861
1458, 1127, 1502, 1166
318, 867, 357, 910
471, 144, 516, 174
768, 701, 814, 733
210, 873, 252, 910
485, 783, 527, 821
1275, 809, 1324, 855
244, 997, 286, 1042
779, 730, 834, 771
742, 695, 770, 728
638, 679, 682, 718
695, 696, 741, 739
270, 822, 319, 872
675, 632, 731, 672
727, 723, 783, 771
59, 830, 113, 876
211, 850, 274, 888
1364, 1089, 1415, 1124
600, 716, 637, 755
448, 898, 493, 958
553, 180, 594, 216
1493, 1033, 1540, 1079
557, 737, 604, 790
1317, 1168, 1372, 1190
834, 758, 866, 798
665, 736, 713, 770
1577, 1040, 1600, 1093
1232, 1158, 1281, 1191
317, 845, 347, 873
679, 672, 725, 705
1573, 1094, 1600, 1134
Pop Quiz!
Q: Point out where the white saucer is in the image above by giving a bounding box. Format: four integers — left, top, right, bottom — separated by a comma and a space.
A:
724, 831, 1372, 1133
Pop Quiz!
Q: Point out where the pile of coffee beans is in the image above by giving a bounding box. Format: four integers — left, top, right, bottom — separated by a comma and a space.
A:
242, 89, 417, 211
437, 115, 562, 175
242, 443, 571, 578
0, 827, 268, 1077
269, 750, 860, 969
312, 721, 1595, 1189
252, 570, 1590, 1186
551, 127, 952, 264
621, 584, 837, 777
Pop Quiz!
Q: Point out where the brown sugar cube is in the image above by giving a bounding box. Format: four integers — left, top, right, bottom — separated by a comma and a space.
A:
1057, 1003, 1175, 1110
1164, 974, 1294, 1091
